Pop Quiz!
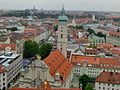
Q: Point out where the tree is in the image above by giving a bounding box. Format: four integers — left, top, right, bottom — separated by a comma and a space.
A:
87, 28, 95, 35
85, 84, 94, 90
54, 24, 58, 31
75, 25, 84, 30
7, 27, 18, 32
39, 43, 52, 60
96, 32, 105, 37
23, 40, 39, 58
79, 74, 90, 90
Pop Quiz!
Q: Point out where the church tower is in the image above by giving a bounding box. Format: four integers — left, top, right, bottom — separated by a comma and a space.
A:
57, 6, 68, 58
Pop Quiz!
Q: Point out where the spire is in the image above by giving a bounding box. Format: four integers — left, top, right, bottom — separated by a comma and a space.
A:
61, 5, 65, 16
33, 5, 35, 10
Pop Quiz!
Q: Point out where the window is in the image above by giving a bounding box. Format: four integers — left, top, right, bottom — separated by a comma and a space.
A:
3, 83, 5, 85
61, 47, 62, 51
61, 34, 63, 38
3, 78, 5, 81
3, 73, 5, 76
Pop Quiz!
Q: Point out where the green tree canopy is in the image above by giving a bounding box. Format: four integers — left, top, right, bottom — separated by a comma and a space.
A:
79, 74, 90, 90
23, 40, 39, 58
76, 25, 84, 29
39, 43, 52, 60
54, 24, 58, 31
7, 27, 18, 32
96, 32, 105, 37
87, 28, 95, 35
85, 84, 94, 90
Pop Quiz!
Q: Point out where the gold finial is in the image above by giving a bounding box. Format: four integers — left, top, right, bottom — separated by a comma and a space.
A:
35, 54, 41, 60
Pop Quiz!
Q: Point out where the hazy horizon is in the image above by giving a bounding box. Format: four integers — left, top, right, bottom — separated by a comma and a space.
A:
0, 0, 120, 12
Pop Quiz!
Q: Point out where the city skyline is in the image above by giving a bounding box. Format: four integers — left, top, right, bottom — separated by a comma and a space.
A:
0, 0, 120, 12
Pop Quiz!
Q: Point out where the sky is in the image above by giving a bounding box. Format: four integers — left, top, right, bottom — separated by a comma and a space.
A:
0, 0, 120, 11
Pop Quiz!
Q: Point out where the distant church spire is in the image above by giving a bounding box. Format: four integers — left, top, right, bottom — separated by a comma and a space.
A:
33, 5, 35, 10
61, 5, 65, 16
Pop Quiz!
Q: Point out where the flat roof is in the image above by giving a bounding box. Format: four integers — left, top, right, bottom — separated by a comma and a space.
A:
0, 53, 20, 67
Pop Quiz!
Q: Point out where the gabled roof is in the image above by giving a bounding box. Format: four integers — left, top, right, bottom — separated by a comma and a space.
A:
96, 72, 120, 85
71, 54, 100, 65
0, 44, 16, 51
71, 54, 120, 68
44, 49, 73, 82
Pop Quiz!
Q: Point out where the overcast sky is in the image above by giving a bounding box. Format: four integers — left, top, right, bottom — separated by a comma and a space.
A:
0, 0, 120, 11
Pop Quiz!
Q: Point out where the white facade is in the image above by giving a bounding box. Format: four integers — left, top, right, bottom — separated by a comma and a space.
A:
95, 82, 120, 90
73, 65, 120, 78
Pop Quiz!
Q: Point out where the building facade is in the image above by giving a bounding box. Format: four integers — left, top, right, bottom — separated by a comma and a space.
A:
71, 54, 120, 78
0, 50, 23, 89
19, 50, 73, 88
95, 72, 120, 90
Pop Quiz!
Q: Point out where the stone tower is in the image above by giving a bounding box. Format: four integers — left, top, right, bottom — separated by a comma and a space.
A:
57, 6, 68, 58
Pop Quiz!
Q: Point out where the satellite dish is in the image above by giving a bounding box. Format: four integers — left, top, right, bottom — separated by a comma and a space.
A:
5, 46, 11, 51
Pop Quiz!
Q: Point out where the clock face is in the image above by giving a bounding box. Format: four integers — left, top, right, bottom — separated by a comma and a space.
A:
31, 78, 42, 87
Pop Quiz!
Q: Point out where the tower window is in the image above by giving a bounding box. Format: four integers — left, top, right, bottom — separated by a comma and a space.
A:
61, 34, 63, 38
61, 47, 62, 51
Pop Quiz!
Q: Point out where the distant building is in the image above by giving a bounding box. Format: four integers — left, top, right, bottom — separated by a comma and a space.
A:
89, 35, 105, 46
107, 31, 120, 46
71, 54, 120, 78
95, 72, 120, 90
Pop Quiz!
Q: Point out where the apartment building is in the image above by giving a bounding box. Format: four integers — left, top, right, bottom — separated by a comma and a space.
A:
95, 72, 120, 90
0, 50, 23, 89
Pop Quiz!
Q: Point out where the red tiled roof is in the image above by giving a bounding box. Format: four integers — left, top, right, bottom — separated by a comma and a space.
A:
98, 44, 120, 56
44, 50, 73, 82
24, 28, 37, 39
85, 48, 97, 55
0, 44, 16, 51
71, 54, 100, 65
109, 31, 120, 37
96, 72, 120, 85
71, 54, 120, 68
10, 88, 81, 90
